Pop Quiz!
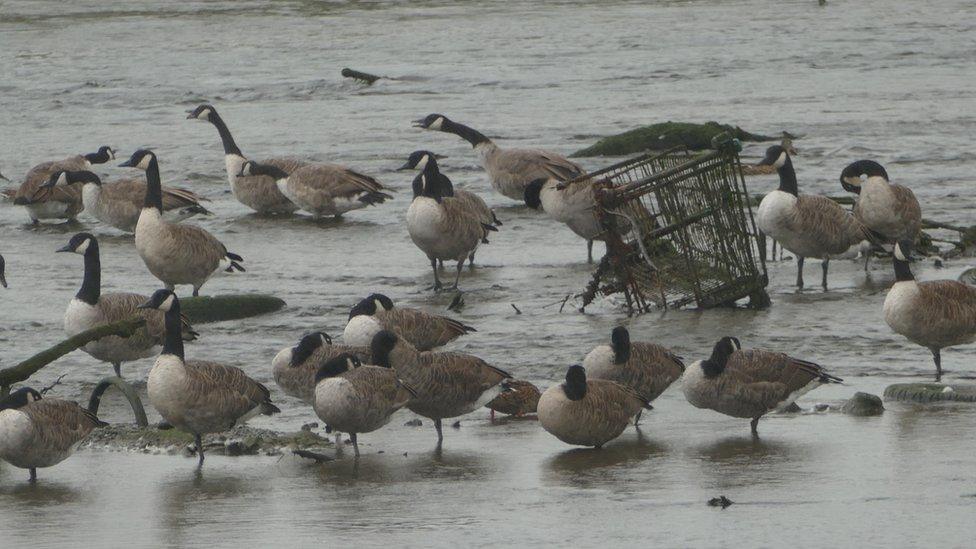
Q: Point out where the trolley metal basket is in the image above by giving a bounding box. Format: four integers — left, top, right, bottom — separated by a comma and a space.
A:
579, 136, 769, 314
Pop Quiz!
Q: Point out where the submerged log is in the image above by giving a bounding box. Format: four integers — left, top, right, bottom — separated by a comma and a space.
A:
571, 121, 788, 157
884, 383, 976, 403
341, 68, 381, 85
840, 392, 885, 416
180, 294, 286, 324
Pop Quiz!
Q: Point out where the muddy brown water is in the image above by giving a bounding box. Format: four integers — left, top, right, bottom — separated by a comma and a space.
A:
2, 0, 976, 546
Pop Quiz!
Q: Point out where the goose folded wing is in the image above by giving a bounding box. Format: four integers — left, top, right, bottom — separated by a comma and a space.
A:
792, 196, 869, 252
891, 184, 922, 235
184, 360, 272, 418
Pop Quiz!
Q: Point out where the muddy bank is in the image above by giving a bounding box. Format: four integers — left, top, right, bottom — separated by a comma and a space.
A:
80, 424, 333, 457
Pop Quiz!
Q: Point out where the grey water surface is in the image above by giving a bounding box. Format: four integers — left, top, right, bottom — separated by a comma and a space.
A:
1, 0, 976, 547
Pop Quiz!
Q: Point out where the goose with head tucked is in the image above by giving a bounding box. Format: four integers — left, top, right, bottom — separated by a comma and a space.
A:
370, 330, 511, 443
120, 149, 244, 296
312, 353, 416, 457
57, 233, 197, 378
187, 104, 303, 214
343, 293, 475, 351
139, 289, 280, 467
537, 365, 649, 448
237, 159, 391, 218
486, 379, 541, 419
682, 336, 842, 435
756, 145, 869, 289
0, 387, 107, 482
41, 169, 210, 232
583, 326, 684, 424
13, 146, 115, 223
839, 160, 921, 269
271, 332, 370, 405
413, 114, 585, 201
884, 241, 976, 379
524, 176, 609, 263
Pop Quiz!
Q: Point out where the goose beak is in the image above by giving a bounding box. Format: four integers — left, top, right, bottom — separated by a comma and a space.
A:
396, 162, 413, 171
118, 159, 134, 167
0, 273, 6, 289
55, 244, 72, 253
136, 299, 153, 309
186, 112, 195, 119
0, 171, 8, 182
411, 119, 427, 128
433, 154, 447, 160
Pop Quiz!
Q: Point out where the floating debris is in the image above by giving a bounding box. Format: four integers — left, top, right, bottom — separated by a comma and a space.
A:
404, 418, 423, 427
708, 496, 734, 508
341, 68, 382, 85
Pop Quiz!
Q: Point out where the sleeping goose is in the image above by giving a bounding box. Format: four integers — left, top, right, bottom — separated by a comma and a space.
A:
0, 254, 6, 288
312, 353, 416, 457
486, 379, 541, 419
13, 145, 115, 223
0, 387, 107, 482
524, 177, 607, 263
398, 150, 501, 267
58, 233, 197, 378
41, 169, 211, 232
582, 326, 684, 424
406, 152, 497, 291
271, 332, 370, 404
840, 160, 922, 269
120, 149, 244, 296
537, 365, 649, 448
343, 293, 475, 351
756, 145, 868, 289
370, 330, 511, 443
413, 114, 585, 201
237, 159, 391, 218
187, 104, 302, 214
884, 241, 976, 379
682, 336, 842, 435
138, 289, 280, 467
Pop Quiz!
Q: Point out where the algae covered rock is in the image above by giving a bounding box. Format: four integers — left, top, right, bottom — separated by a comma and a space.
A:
840, 392, 884, 416
571, 121, 784, 157
883, 383, 976, 403
180, 294, 286, 324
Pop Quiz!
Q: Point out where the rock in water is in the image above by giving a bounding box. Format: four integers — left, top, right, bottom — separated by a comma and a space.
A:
840, 392, 884, 416
884, 383, 976, 403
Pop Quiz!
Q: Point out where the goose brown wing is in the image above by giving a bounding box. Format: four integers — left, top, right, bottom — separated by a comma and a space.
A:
21, 157, 86, 205
890, 184, 922, 238
24, 399, 103, 449
793, 195, 868, 254
376, 308, 475, 350
183, 360, 273, 420
914, 281, 976, 343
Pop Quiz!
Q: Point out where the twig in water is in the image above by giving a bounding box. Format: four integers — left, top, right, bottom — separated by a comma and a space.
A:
293, 449, 335, 463
447, 292, 464, 312
511, 303, 522, 315
558, 294, 573, 313
39, 373, 68, 395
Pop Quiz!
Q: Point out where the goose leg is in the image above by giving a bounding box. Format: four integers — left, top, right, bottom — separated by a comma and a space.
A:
194, 433, 205, 467
634, 409, 643, 427
821, 258, 830, 291
434, 419, 443, 443
113, 362, 122, 378
587, 240, 594, 264
447, 261, 463, 291
29, 467, 37, 483
427, 258, 442, 291
796, 257, 805, 289
933, 349, 943, 380
192, 287, 200, 297
351, 433, 360, 458
490, 409, 495, 422
750, 416, 761, 436
864, 251, 870, 271
468, 252, 476, 269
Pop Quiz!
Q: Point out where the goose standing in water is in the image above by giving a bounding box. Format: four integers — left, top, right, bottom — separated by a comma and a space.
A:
271, 332, 370, 404
120, 149, 244, 296
756, 145, 868, 289
312, 353, 416, 457
839, 160, 921, 269
682, 337, 842, 435
41, 169, 210, 232
524, 177, 605, 263
58, 233, 197, 378
405, 153, 497, 291
237, 159, 391, 218
537, 365, 648, 448
583, 326, 684, 424
139, 289, 280, 467
13, 146, 115, 223
398, 150, 501, 267
343, 293, 475, 351
884, 241, 976, 379
0, 387, 107, 482
187, 104, 303, 214
370, 330, 511, 443
413, 114, 584, 201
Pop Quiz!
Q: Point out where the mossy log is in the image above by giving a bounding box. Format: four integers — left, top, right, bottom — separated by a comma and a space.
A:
180, 294, 286, 324
883, 383, 976, 403
0, 317, 147, 396
571, 121, 785, 157
341, 68, 381, 85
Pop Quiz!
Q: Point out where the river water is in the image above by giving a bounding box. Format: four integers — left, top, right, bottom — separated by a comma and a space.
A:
2, 0, 975, 546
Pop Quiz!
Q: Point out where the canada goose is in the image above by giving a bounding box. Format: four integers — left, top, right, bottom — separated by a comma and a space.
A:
740, 134, 798, 176
13, 146, 115, 223
537, 365, 649, 448
486, 379, 541, 419
0, 254, 6, 288
370, 330, 511, 443
682, 336, 842, 435
42, 170, 211, 232
343, 293, 475, 351
583, 326, 684, 424
237, 160, 391, 218
271, 332, 370, 404
884, 241, 976, 379
138, 289, 280, 466
840, 160, 921, 269
0, 387, 107, 482
120, 149, 244, 296
398, 151, 501, 267
756, 145, 868, 289
57, 232, 197, 378
187, 104, 302, 214
524, 177, 606, 263
313, 353, 415, 457
405, 153, 497, 291
413, 114, 585, 201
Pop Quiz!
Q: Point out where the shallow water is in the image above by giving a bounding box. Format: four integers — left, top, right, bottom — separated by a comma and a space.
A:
2, 0, 976, 546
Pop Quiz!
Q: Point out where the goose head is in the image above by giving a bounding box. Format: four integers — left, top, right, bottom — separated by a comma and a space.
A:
186, 104, 218, 123
84, 146, 116, 165
56, 232, 97, 256
701, 336, 740, 378
237, 160, 289, 180
611, 326, 631, 364
314, 353, 362, 384
118, 149, 156, 171
291, 332, 333, 367
757, 145, 789, 169
0, 387, 42, 411
562, 365, 588, 401
839, 160, 889, 194
137, 289, 178, 312
412, 113, 449, 131
42, 170, 101, 190
398, 150, 446, 171
894, 240, 913, 262
370, 330, 400, 368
